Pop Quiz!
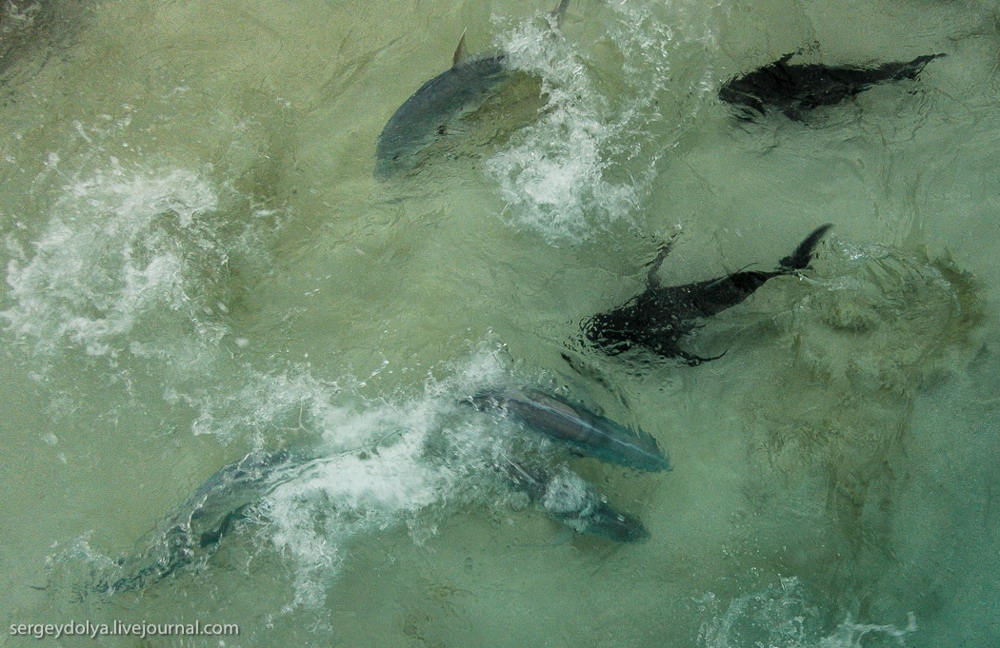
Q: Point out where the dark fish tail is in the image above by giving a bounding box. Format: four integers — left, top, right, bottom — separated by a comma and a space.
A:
778, 224, 833, 271
888, 53, 946, 81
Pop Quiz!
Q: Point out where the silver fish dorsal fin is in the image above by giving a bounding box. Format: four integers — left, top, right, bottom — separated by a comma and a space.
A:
452, 29, 469, 68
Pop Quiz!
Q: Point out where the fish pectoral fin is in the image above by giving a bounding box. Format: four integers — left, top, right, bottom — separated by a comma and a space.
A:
778, 223, 833, 270
735, 106, 764, 122
452, 29, 469, 68
781, 104, 806, 121
645, 238, 676, 288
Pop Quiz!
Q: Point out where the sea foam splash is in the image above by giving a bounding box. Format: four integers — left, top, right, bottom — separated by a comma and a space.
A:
2, 165, 229, 358
258, 351, 510, 610
699, 576, 918, 648
486, 0, 718, 242
263, 400, 468, 610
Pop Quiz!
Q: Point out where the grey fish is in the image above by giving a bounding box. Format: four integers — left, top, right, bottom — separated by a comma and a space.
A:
93, 450, 296, 594
503, 458, 649, 543
91, 406, 643, 594
375, 48, 507, 179
719, 52, 944, 121
584, 224, 832, 365
374, 0, 569, 179
472, 388, 671, 472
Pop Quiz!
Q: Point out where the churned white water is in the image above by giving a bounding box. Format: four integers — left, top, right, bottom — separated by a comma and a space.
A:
4, 167, 221, 356
487, 0, 718, 241
1, 0, 998, 646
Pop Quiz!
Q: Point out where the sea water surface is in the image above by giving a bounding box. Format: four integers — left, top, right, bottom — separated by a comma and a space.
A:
1, 0, 998, 646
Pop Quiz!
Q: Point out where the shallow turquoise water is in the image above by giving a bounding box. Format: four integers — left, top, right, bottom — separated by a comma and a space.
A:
1, 0, 999, 646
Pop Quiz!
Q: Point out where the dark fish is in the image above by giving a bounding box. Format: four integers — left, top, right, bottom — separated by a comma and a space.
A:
584, 224, 833, 365
503, 458, 649, 543
472, 388, 671, 472
93, 450, 296, 594
719, 53, 944, 120
374, 0, 569, 179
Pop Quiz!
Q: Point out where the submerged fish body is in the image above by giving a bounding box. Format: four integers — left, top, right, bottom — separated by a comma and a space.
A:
503, 459, 649, 543
93, 394, 648, 595
375, 53, 509, 179
472, 388, 671, 472
719, 53, 944, 120
584, 225, 832, 365
94, 450, 296, 594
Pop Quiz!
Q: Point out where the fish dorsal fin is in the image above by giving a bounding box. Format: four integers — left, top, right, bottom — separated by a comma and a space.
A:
452, 29, 469, 68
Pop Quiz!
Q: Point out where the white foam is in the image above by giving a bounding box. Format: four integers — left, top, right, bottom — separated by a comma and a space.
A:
486, 0, 718, 242
540, 468, 589, 515
819, 614, 917, 648
257, 350, 510, 609
164, 367, 347, 443
264, 412, 456, 609
2, 166, 223, 358
699, 576, 917, 648
487, 17, 634, 242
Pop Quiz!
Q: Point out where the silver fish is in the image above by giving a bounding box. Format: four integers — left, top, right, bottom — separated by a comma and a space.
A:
374, 0, 569, 179
473, 388, 671, 472
92, 450, 296, 594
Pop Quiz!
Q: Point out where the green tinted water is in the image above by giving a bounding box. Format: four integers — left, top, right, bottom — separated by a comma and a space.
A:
2, 0, 998, 646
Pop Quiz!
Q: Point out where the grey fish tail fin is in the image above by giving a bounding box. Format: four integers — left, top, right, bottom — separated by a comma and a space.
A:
632, 425, 673, 471
778, 224, 833, 271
